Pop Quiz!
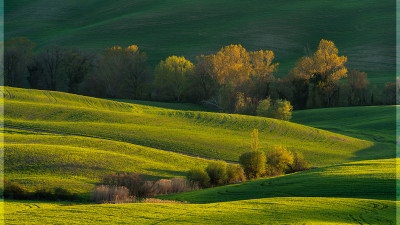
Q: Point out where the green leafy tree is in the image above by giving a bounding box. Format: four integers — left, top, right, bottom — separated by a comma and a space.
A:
266, 146, 294, 175
154, 56, 194, 102
226, 164, 246, 184
256, 97, 272, 117
206, 161, 228, 186
186, 168, 210, 188
239, 151, 266, 179
289, 151, 311, 172
267, 99, 293, 121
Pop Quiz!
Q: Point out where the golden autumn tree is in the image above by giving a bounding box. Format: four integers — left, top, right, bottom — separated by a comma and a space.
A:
250, 50, 279, 99
154, 56, 194, 102
292, 39, 347, 107
211, 44, 252, 87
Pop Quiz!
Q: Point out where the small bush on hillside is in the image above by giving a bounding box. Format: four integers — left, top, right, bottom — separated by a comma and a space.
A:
226, 164, 246, 184
239, 151, 266, 179
266, 146, 294, 175
206, 161, 228, 186
256, 97, 271, 117
288, 151, 311, 173
101, 173, 145, 197
4, 179, 27, 199
267, 99, 293, 121
170, 177, 188, 193
187, 168, 210, 188
91, 185, 131, 203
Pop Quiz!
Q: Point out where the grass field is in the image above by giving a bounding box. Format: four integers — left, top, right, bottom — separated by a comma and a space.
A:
4, 87, 389, 166
4, 0, 395, 85
161, 158, 397, 203
292, 106, 397, 144
3, 197, 396, 224
4, 129, 210, 194
2, 86, 397, 224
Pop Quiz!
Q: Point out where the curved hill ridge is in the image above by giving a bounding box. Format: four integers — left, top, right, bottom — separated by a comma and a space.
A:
3, 87, 376, 166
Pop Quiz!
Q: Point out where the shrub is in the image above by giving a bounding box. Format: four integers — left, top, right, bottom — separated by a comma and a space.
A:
239, 151, 266, 179
91, 185, 131, 203
226, 164, 246, 184
170, 177, 189, 193
267, 99, 293, 121
266, 146, 294, 175
186, 168, 210, 188
4, 179, 27, 199
206, 161, 228, 186
101, 173, 145, 197
289, 151, 311, 172
256, 97, 271, 117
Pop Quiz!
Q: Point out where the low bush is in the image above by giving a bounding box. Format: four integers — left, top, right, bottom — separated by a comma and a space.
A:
239, 151, 266, 179
4, 179, 27, 199
91, 185, 131, 203
187, 168, 210, 188
226, 164, 246, 184
266, 146, 294, 175
101, 173, 145, 197
289, 151, 311, 172
206, 161, 228, 186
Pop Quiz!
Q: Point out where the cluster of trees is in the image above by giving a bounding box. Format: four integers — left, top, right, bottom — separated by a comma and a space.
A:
187, 129, 310, 188
3, 37, 397, 118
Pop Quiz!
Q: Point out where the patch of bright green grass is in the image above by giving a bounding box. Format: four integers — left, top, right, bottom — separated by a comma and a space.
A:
161, 158, 397, 203
292, 106, 396, 144
4, 131, 210, 194
3, 87, 387, 166
2, 197, 396, 224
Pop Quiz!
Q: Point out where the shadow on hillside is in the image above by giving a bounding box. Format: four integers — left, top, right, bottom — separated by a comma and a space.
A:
350, 143, 396, 162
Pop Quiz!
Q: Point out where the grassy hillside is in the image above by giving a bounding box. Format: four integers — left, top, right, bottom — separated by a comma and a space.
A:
4, 129, 211, 194
3, 87, 388, 166
292, 106, 397, 144
3, 198, 396, 224
5, 0, 395, 84
161, 158, 397, 203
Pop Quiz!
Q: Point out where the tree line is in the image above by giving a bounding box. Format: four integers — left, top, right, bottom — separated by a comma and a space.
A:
3, 37, 397, 118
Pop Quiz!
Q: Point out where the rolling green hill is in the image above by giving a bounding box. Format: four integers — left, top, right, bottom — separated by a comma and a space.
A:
292, 106, 397, 144
4, 129, 210, 193
3, 197, 396, 224
5, 0, 395, 84
161, 158, 397, 203
3, 87, 388, 166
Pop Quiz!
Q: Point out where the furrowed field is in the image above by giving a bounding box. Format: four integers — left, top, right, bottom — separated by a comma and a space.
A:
2, 87, 397, 224
4, 0, 395, 85
2, 198, 396, 224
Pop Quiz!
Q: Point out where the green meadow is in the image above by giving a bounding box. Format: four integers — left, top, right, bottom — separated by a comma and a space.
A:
2, 87, 397, 224
3, 197, 396, 224
4, 0, 395, 84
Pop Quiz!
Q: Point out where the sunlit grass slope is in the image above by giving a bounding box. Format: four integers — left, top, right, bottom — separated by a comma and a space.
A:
3, 87, 387, 166
3, 198, 396, 225
5, 0, 395, 84
292, 106, 396, 144
162, 158, 397, 203
4, 129, 210, 193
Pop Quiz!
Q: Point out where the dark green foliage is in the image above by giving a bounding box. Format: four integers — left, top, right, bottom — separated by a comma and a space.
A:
266, 146, 294, 175
239, 151, 266, 179
256, 97, 271, 117
206, 161, 228, 186
4, 179, 27, 199
289, 151, 311, 173
101, 172, 145, 197
226, 164, 246, 184
187, 168, 210, 188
